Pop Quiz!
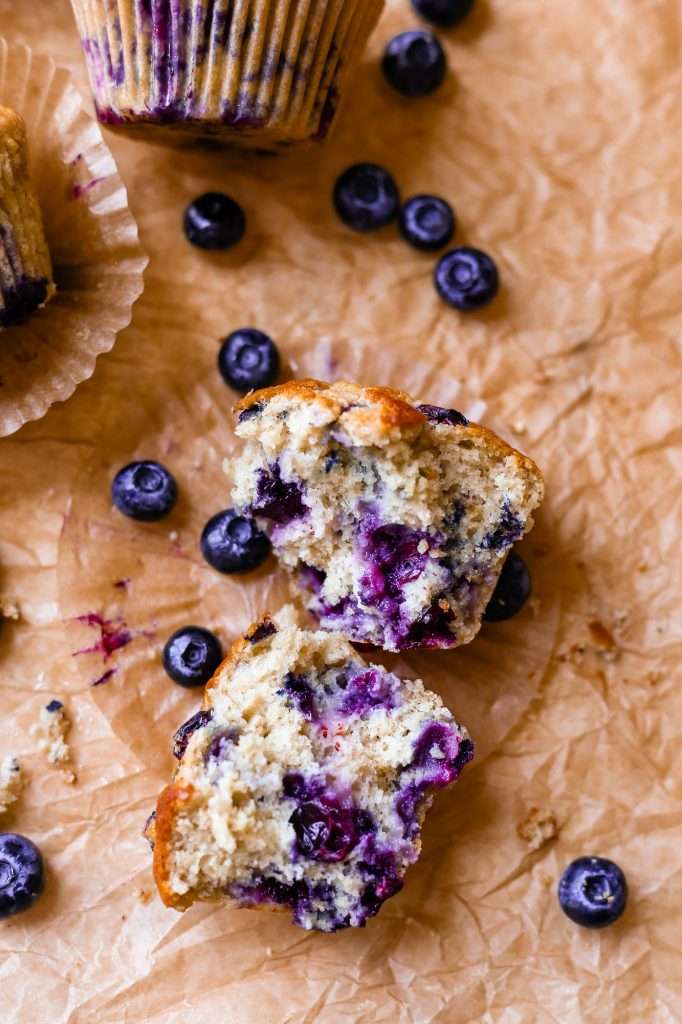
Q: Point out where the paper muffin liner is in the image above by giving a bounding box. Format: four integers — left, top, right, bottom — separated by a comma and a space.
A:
69, 0, 385, 147
0, 39, 147, 436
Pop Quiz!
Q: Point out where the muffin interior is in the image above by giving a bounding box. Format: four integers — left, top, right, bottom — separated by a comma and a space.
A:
232, 381, 544, 651
152, 607, 472, 931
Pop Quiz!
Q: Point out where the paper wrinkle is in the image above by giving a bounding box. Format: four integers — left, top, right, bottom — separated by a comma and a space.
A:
0, 0, 680, 1022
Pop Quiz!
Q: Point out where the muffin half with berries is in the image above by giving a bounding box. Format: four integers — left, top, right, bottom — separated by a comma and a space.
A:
70, 0, 385, 148
231, 380, 544, 652
147, 606, 473, 931
0, 106, 55, 328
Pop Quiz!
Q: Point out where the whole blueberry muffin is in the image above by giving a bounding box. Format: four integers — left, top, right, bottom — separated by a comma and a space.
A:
231, 380, 544, 652
0, 107, 54, 328
148, 606, 473, 931
70, 0, 385, 147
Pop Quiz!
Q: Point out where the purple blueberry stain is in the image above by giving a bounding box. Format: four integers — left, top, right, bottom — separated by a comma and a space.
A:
338, 668, 400, 716
279, 673, 318, 722
204, 728, 240, 766
482, 501, 523, 551
73, 613, 133, 660
92, 667, 117, 687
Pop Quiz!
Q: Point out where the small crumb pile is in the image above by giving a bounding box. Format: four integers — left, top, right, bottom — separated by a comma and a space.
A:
31, 699, 76, 783
517, 806, 558, 851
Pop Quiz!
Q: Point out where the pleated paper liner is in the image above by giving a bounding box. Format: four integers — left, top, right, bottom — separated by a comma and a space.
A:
69, 0, 384, 148
0, 40, 147, 436
56, 332, 558, 780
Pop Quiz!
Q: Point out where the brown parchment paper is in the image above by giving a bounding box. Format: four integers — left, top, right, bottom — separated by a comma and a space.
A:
0, 1, 681, 1022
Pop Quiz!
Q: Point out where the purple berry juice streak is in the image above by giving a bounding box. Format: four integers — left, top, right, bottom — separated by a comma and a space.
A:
73, 612, 133, 659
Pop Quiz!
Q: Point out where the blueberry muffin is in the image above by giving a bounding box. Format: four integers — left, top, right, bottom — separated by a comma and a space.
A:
148, 606, 473, 931
0, 107, 54, 328
231, 380, 544, 652
70, 0, 385, 147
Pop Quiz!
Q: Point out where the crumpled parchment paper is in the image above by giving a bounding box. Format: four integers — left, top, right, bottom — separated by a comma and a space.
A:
1, 1, 681, 1022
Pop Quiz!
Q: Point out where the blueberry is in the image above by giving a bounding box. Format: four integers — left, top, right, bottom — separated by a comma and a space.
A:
400, 195, 455, 251
111, 461, 178, 522
558, 857, 628, 929
418, 403, 468, 426
172, 709, 213, 759
289, 801, 359, 863
200, 509, 271, 574
483, 552, 531, 621
434, 247, 499, 310
162, 626, 223, 688
0, 833, 44, 919
412, 0, 475, 27
218, 329, 280, 394
183, 192, 246, 251
382, 31, 447, 98
333, 163, 400, 232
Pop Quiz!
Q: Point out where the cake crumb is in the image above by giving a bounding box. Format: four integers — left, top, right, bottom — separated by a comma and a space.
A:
168, 530, 179, 543
31, 699, 72, 766
0, 598, 20, 620
0, 756, 23, 816
517, 807, 558, 851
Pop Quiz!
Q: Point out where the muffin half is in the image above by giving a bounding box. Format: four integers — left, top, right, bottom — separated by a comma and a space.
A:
148, 607, 473, 930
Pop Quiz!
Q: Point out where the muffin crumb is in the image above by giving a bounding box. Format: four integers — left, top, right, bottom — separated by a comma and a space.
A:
0, 756, 23, 816
517, 807, 558, 851
31, 699, 72, 766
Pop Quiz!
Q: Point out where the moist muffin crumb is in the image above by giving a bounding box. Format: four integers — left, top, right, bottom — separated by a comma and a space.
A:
31, 699, 72, 772
149, 606, 473, 931
231, 379, 544, 652
0, 756, 23, 817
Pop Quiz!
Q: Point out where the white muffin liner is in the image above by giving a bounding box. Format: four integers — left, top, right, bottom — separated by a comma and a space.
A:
0, 39, 147, 435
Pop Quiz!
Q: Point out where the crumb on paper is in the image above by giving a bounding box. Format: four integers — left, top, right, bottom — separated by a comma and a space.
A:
0, 598, 20, 620
527, 596, 541, 616
138, 889, 153, 905
31, 699, 72, 766
588, 619, 619, 660
512, 419, 526, 434
517, 807, 558, 851
0, 756, 23, 817
168, 530, 179, 542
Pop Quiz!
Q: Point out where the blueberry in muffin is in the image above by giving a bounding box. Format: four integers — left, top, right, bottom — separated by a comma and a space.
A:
231, 380, 544, 652
147, 606, 473, 931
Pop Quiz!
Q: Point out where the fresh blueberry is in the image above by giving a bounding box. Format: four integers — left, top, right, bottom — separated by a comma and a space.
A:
412, 0, 475, 27
111, 461, 178, 522
483, 552, 531, 621
382, 31, 447, 98
183, 192, 246, 251
558, 857, 628, 929
200, 509, 271, 574
218, 329, 280, 394
400, 195, 455, 251
418, 403, 468, 426
333, 163, 400, 232
162, 626, 223, 688
434, 247, 499, 310
0, 833, 44, 919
